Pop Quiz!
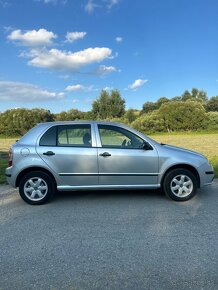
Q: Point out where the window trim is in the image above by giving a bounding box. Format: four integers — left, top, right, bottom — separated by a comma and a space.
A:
39, 124, 95, 148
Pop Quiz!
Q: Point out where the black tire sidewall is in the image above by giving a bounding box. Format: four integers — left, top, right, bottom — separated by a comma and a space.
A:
163, 169, 197, 201
19, 171, 55, 205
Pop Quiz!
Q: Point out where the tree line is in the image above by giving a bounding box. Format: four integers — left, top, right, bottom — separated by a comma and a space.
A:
0, 88, 218, 136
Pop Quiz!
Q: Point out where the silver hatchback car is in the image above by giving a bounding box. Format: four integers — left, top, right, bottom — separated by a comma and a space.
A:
6, 121, 214, 205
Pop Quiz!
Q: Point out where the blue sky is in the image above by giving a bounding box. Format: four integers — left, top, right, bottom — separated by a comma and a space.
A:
0, 0, 218, 113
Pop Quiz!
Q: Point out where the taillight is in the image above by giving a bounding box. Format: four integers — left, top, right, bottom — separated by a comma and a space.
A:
8, 148, 13, 167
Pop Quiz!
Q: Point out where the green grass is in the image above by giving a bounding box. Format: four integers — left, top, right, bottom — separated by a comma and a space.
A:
0, 134, 217, 184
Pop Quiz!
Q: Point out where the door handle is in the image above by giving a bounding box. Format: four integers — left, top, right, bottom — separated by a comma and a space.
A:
99, 152, 111, 157
43, 151, 55, 156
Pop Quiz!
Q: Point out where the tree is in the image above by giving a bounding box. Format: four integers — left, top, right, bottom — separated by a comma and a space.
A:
142, 97, 169, 114
91, 89, 125, 119
55, 109, 85, 121
156, 97, 170, 107
205, 96, 218, 112
0, 108, 54, 136
206, 112, 218, 130
181, 88, 208, 103
124, 109, 138, 123
158, 101, 208, 131
142, 101, 158, 114
181, 90, 192, 101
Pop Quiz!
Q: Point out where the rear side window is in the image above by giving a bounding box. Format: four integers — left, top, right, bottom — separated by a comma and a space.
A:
39, 126, 57, 146
57, 125, 92, 147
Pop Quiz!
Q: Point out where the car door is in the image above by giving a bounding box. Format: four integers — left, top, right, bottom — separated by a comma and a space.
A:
96, 124, 159, 186
36, 123, 98, 187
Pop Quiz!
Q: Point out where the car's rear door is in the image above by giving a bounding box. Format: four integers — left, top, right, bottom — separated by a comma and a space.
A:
36, 123, 98, 187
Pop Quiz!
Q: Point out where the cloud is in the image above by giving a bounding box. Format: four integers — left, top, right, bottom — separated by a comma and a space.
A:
85, 0, 120, 13
65, 31, 87, 43
0, 1, 10, 8
35, 0, 67, 4
96, 65, 117, 75
65, 84, 95, 92
107, 0, 120, 9
85, 0, 100, 14
128, 79, 148, 90
7, 28, 57, 47
115, 36, 123, 43
0, 80, 64, 101
26, 47, 112, 71
103, 86, 113, 91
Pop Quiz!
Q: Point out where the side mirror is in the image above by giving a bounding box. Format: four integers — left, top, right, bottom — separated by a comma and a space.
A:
142, 141, 153, 150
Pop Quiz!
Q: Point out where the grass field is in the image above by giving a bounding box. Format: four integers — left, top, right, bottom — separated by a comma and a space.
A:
0, 134, 217, 184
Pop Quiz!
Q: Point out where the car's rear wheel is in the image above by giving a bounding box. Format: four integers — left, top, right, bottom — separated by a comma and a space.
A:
163, 168, 197, 201
19, 171, 55, 205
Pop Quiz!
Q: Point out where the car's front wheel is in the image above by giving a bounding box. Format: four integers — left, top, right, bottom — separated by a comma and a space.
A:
163, 168, 197, 201
19, 171, 55, 205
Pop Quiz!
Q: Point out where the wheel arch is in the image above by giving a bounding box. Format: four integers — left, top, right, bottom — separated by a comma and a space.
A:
16, 167, 57, 188
160, 164, 200, 188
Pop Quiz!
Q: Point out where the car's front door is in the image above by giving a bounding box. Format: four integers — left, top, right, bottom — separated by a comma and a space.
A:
36, 124, 98, 187
96, 124, 159, 187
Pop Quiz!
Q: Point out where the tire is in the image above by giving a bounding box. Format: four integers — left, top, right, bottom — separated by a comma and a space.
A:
19, 171, 55, 205
163, 168, 197, 201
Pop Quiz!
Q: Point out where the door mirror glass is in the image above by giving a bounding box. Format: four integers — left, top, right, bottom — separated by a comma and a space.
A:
142, 141, 153, 150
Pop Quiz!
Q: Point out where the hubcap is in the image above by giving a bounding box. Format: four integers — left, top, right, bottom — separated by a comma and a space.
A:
24, 177, 48, 201
170, 175, 193, 198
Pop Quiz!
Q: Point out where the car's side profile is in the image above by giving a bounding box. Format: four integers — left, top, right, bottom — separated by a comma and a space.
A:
6, 121, 214, 205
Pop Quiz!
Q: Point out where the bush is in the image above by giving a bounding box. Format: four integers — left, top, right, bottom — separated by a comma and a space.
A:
206, 112, 218, 130
132, 111, 165, 134
158, 101, 208, 131
0, 108, 54, 137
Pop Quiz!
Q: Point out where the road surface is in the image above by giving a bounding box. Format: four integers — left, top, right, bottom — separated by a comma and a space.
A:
0, 181, 218, 290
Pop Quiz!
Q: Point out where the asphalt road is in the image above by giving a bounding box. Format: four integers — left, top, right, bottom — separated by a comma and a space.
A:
0, 181, 218, 290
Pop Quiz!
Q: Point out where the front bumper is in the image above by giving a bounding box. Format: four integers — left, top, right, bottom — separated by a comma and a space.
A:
5, 166, 17, 187
198, 162, 215, 187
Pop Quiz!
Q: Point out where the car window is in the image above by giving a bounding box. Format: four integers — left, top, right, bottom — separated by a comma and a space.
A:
98, 125, 144, 149
57, 125, 92, 147
39, 126, 57, 146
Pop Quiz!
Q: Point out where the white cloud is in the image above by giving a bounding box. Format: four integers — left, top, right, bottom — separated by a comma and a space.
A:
36, 0, 67, 4
103, 86, 113, 91
65, 84, 95, 92
107, 0, 120, 9
59, 74, 70, 79
97, 65, 117, 74
7, 28, 57, 47
65, 84, 84, 91
65, 31, 87, 43
27, 47, 112, 71
0, 1, 10, 8
0, 80, 64, 101
115, 36, 123, 43
85, 0, 119, 13
85, 0, 100, 14
72, 99, 79, 103
128, 79, 148, 90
